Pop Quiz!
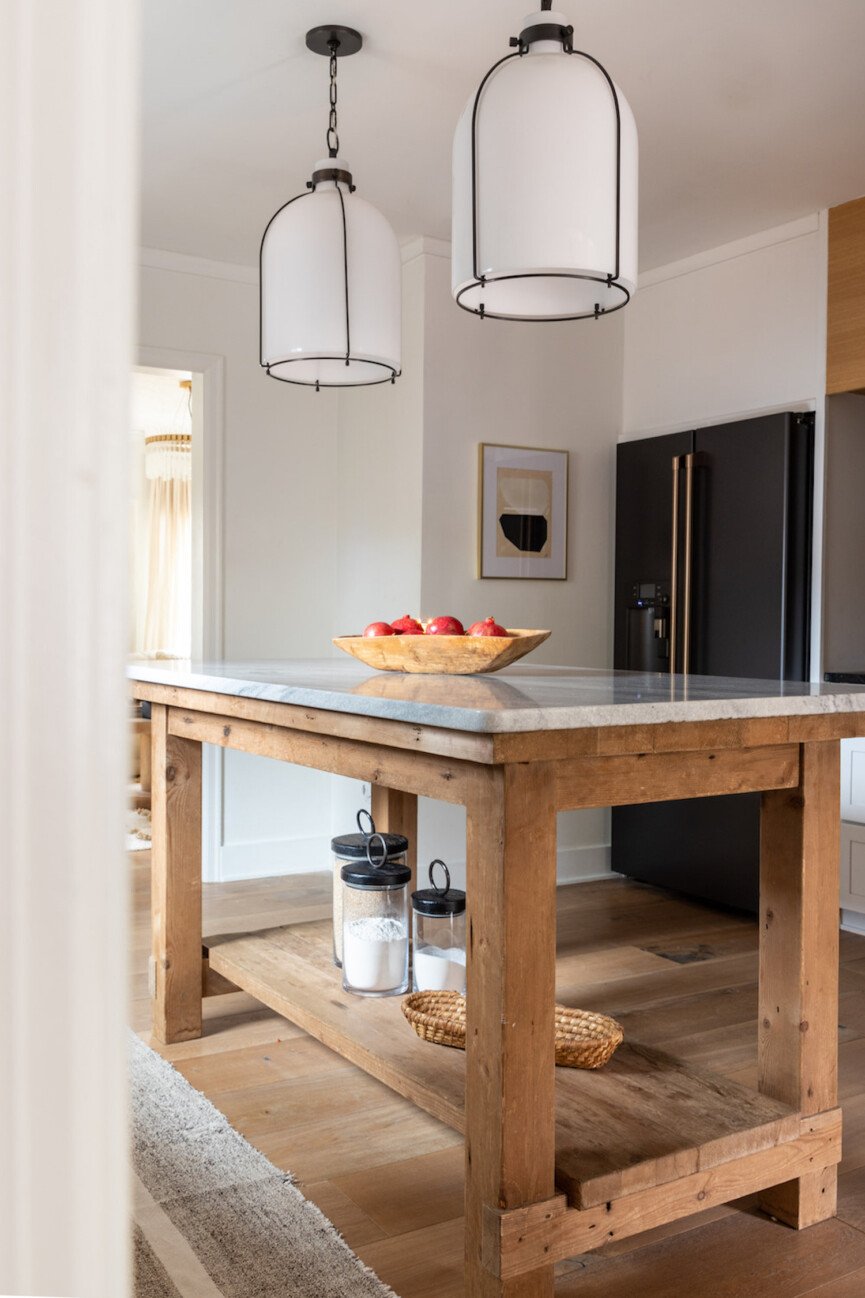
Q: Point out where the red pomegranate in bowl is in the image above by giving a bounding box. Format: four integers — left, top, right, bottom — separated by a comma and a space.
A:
363, 621, 395, 637
467, 616, 509, 637
391, 614, 425, 636
425, 615, 465, 636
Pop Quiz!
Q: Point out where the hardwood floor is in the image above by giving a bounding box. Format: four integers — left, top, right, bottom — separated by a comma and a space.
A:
130, 854, 865, 1296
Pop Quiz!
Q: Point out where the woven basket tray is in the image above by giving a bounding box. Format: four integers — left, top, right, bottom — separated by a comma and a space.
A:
402, 990, 624, 1070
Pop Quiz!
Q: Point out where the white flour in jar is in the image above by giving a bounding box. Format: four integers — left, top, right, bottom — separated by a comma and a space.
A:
343, 916, 408, 993
413, 944, 467, 993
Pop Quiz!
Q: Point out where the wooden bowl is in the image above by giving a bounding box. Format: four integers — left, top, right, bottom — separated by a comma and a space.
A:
332, 629, 551, 675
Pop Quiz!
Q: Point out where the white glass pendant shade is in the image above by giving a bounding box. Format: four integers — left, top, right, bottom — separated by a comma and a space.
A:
261, 160, 401, 387
452, 9, 638, 321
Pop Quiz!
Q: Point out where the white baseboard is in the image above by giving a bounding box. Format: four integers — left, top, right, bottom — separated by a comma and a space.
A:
215, 837, 613, 885
555, 844, 613, 885
841, 908, 865, 936
218, 834, 333, 882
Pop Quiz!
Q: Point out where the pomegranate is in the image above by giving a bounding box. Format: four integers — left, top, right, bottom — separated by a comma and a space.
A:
390, 614, 424, 636
363, 621, 395, 637
467, 616, 509, 637
425, 615, 465, 636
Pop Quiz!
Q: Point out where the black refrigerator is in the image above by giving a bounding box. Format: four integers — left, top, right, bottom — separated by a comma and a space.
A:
612, 411, 814, 912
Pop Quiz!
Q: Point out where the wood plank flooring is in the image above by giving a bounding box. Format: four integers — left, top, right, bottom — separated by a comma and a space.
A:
130, 856, 865, 1296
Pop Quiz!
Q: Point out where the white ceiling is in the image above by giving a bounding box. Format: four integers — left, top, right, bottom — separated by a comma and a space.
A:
141, 0, 865, 272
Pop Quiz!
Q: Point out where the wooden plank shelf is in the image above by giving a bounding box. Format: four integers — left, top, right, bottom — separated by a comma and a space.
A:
206, 919, 800, 1211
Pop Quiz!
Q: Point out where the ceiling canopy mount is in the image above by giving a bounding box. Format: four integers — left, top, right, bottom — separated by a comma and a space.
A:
304, 25, 363, 59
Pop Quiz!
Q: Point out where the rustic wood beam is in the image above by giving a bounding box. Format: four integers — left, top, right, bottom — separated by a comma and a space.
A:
489, 1110, 841, 1281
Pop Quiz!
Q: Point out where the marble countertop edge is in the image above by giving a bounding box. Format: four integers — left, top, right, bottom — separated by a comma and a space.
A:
127, 661, 865, 735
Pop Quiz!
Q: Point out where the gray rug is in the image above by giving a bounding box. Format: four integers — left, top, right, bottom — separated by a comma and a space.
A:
130, 1033, 397, 1298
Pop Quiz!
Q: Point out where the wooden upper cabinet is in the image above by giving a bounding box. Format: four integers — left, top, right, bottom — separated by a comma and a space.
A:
827, 195, 865, 394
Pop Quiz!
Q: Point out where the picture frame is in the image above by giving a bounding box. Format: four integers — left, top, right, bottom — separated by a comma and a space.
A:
477, 443, 569, 580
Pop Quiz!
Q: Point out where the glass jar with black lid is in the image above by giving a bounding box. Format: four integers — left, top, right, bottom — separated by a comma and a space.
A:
331, 810, 408, 967
411, 859, 467, 994
341, 835, 411, 998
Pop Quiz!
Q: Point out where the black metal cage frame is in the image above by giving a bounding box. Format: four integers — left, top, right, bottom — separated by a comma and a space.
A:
259, 177, 400, 391
455, 23, 631, 324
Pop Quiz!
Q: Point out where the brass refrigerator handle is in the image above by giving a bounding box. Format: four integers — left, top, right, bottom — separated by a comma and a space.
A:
669, 455, 680, 676
682, 452, 695, 676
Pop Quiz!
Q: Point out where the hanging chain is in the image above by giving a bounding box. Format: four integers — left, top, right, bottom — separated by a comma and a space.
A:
326, 40, 339, 158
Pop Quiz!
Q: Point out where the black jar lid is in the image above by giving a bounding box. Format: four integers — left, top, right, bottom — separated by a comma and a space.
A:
340, 860, 412, 888
340, 831, 412, 887
331, 808, 408, 860
412, 860, 466, 917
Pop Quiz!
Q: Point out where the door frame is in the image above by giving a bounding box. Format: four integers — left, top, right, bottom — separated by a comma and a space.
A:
137, 345, 225, 880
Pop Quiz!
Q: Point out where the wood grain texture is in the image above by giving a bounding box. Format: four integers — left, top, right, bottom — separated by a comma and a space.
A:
555, 744, 799, 810
371, 784, 419, 899
150, 706, 203, 1044
333, 629, 551, 675
828, 196, 865, 395
129, 865, 865, 1296
758, 741, 842, 1227
133, 681, 496, 763
492, 1110, 842, 1280
464, 762, 559, 1297
205, 920, 801, 1210
167, 707, 476, 806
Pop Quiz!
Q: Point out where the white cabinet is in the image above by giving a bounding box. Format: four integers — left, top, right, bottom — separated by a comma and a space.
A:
841, 821, 865, 913
841, 741, 865, 922
841, 738, 865, 824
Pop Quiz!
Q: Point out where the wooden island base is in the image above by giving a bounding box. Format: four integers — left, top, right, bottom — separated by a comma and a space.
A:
132, 670, 865, 1296
206, 918, 841, 1281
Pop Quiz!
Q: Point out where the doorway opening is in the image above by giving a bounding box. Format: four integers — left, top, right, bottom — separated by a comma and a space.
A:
129, 351, 225, 878
130, 366, 196, 659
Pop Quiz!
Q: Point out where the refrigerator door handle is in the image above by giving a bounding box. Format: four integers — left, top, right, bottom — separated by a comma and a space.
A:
669, 455, 681, 675
682, 451, 696, 675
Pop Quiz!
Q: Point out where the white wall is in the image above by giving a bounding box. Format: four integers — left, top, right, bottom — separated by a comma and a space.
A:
139, 257, 341, 879
623, 215, 827, 437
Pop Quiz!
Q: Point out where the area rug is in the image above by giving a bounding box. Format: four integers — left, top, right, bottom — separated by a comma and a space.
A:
130, 1033, 397, 1298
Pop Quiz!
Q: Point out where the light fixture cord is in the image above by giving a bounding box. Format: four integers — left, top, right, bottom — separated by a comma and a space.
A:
327, 39, 339, 158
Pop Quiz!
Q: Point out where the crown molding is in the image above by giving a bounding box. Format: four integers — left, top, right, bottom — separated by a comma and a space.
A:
401, 235, 451, 265
638, 213, 822, 290
141, 239, 452, 281
139, 246, 258, 285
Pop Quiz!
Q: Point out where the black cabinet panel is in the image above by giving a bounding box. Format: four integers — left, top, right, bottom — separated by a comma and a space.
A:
691, 415, 808, 681
612, 413, 814, 914
611, 794, 760, 913
614, 431, 691, 669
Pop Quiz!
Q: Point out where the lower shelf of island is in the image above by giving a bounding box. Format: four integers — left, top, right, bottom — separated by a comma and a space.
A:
206, 917, 839, 1237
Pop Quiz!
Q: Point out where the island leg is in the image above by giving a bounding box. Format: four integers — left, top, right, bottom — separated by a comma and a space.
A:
150, 703, 203, 1044
757, 740, 841, 1227
371, 783, 418, 894
465, 763, 558, 1297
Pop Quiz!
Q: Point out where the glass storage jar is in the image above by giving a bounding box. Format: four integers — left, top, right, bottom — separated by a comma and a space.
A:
411, 860, 467, 994
341, 835, 411, 997
331, 810, 408, 967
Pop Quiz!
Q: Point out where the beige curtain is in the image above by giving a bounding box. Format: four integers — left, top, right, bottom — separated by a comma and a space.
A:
140, 471, 192, 656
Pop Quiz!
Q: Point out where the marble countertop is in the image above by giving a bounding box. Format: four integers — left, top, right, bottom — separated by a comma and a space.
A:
128, 659, 865, 735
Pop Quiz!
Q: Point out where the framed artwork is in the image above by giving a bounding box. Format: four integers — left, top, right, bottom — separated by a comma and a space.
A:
478, 443, 568, 579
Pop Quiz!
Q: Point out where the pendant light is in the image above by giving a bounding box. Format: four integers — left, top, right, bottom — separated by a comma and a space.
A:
260, 26, 401, 389
452, 1, 638, 322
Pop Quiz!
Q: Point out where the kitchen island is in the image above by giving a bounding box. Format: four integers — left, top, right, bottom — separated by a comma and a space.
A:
130, 659, 865, 1296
